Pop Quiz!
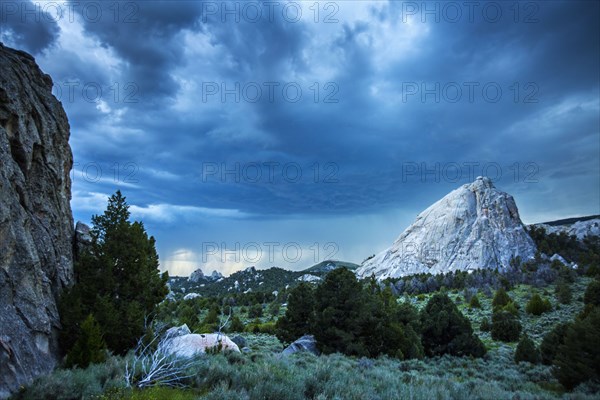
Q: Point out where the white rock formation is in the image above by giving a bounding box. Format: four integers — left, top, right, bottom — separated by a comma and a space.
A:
164, 333, 240, 358
183, 293, 201, 300
533, 218, 600, 240
188, 268, 206, 283
357, 177, 537, 280
297, 274, 322, 282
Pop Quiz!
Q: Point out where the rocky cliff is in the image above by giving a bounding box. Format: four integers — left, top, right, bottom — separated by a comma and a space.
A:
0, 43, 73, 398
357, 177, 537, 280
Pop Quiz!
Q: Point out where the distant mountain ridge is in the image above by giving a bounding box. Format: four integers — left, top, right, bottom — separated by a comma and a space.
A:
168, 260, 358, 297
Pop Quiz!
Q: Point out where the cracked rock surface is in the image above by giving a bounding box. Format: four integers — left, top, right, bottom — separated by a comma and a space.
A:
0, 43, 74, 398
357, 177, 537, 280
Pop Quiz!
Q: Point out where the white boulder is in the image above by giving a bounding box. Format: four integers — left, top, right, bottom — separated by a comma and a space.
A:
164, 333, 240, 358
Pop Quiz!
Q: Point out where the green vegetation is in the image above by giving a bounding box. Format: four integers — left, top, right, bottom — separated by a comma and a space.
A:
17, 223, 600, 398
514, 334, 540, 364
526, 293, 553, 316
275, 283, 315, 344
59, 191, 168, 363
420, 293, 486, 358
491, 311, 522, 342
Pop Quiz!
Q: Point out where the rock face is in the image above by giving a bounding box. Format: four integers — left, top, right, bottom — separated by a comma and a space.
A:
357, 177, 536, 280
0, 44, 73, 398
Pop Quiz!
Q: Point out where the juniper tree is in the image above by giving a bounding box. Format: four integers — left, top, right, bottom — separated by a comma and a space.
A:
420, 293, 486, 358
275, 282, 315, 344
60, 191, 169, 357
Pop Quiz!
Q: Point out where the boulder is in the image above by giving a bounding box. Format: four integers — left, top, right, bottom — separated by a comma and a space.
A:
281, 335, 319, 356
165, 324, 191, 339
0, 44, 74, 398
231, 335, 247, 348
164, 333, 240, 358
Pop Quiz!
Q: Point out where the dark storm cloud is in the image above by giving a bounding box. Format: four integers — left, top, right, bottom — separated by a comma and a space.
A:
49, 0, 598, 223
67, 0, 207, 101
0, 0, 60, 53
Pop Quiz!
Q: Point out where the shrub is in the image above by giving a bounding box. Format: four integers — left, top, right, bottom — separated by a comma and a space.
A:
553, 308, 600, 390
228, 315, 245, 333
420, 293, 486, 358
248, 304, 263, 318
480, 317, 491, 332
469, 295, 481, 309
501, 301, 519, 316
525, 294, 552, 316
540, 323, 570, 365
555, 281, 572, 304
66, 314, 107, 368
514, 334, 540, 364
492, 287, 511, 310
491, 311, 521, 342
584, 279, 600, 307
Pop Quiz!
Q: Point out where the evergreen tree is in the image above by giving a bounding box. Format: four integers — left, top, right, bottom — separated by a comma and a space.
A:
514, 334, 540, 364
492, 287, 511, 311
420, 293, 486, 358
60, 191, 169, 356
555, 281, 572, 305
479, 317, 491, 332
248, 303, 263, 318
553, 308, 600, 390
540, 323, 570, 365
312, 268, 368, 356
65, 314, 106, 368
228, 315, 245, 333
275, 283, 316, 344
584, 279, 600, 307
469, 295, 482, 309
526, 293, 552, 316
491, 311, 521, 342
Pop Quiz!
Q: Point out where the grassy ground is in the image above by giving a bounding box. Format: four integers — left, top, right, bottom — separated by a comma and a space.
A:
12, 277, 600, 400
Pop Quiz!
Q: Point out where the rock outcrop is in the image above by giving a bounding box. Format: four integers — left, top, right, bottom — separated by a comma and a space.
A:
0, 43, 73, 398
532, 218, 600, 240
188, 268, 224, 283
357, 177, 536, 280
281, 335, 319, 357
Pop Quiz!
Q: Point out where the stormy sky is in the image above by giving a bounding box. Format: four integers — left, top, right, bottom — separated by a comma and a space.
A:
2, 0, 599, 276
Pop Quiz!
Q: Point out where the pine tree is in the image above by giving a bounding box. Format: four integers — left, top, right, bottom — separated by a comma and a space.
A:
420, 293, 486, 358
60, 191, 169, 356
526, 294, 552, 316
492, 287, 511, 311
553, 308, 600, 390
228, 315, 245, 332
275, 283, 315, 344
555, 281, 572, 305
540, 323, 570, 365
514, 334, 540, 364
584, 279, 600, 307
65, 314, 106, 368
469, 295, 482, 309
312, 268, 367, 355
491, 311, 521, 342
